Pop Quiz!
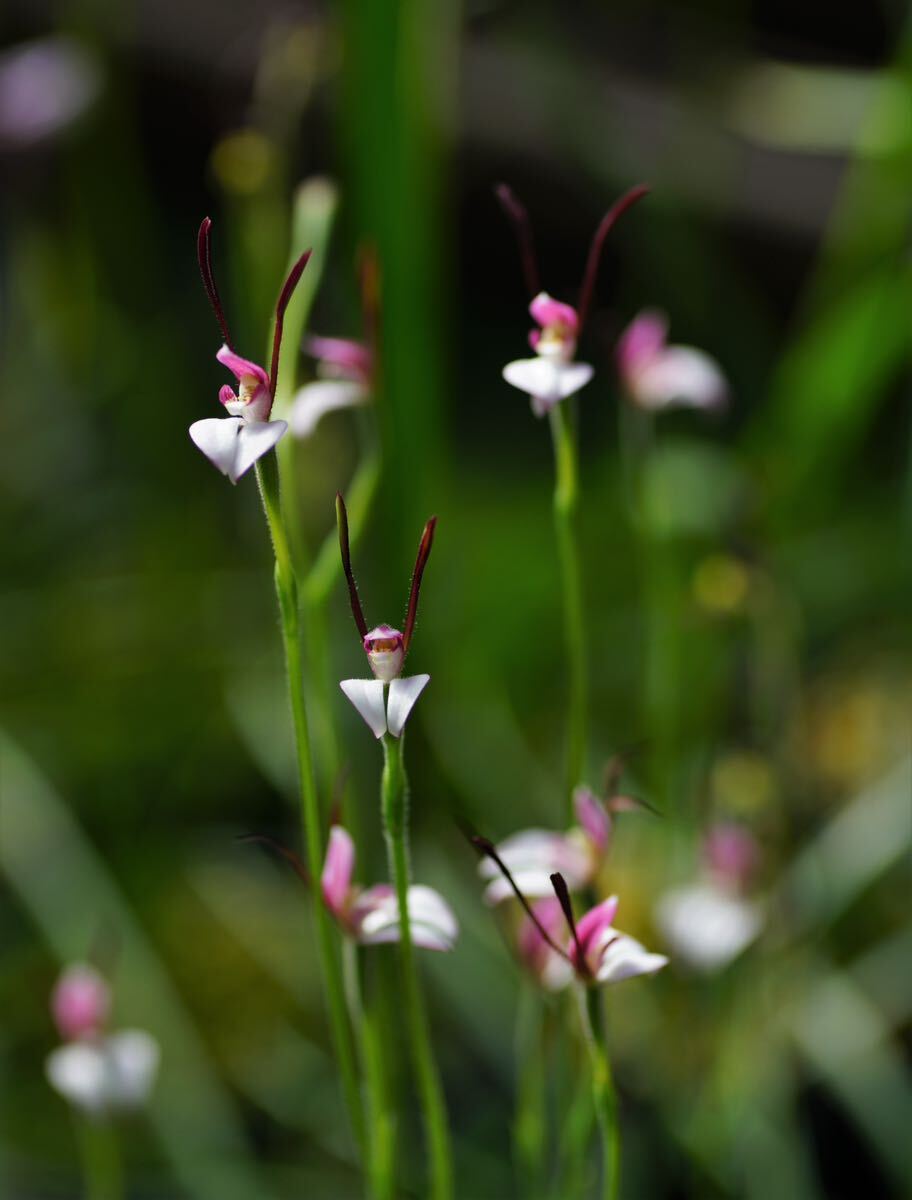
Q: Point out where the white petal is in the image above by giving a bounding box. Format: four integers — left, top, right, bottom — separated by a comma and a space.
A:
477, 828, 593, 903
482, 867, 564, 905
656, 883, 761, 972
189, 417, 244, 480
503, 358, 594, 413
104, 1030, 160, 1107
289, 380, 368, 438
340, 678, 387, 738
540, 953, 575, 992
595, 932, 669, 985
46, 1042, 108, 1113
629, 347, 726, 412
232, 420, 287, 482
406, 885, 459, 951
386, 674, 430, 738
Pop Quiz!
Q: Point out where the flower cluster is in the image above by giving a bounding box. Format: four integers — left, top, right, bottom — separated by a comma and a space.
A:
45, 963, 159, 1115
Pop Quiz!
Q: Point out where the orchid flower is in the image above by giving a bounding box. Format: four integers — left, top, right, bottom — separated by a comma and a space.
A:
478, 770, 649, 904
46, 964, 160, 1115
322, 824, 458, 951
655, 822, 762, 972
336, 493, 436, 739
497, 182, 648, 417
515, 896, 574, 991
189, 217, 311, 482
475, 838, 668, 989
290, 334, 373, 437
616, 309, 727, 412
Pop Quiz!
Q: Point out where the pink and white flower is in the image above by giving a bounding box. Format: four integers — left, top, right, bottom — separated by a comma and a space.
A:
322, 825, 458, 951
46, 964, 159, 1115
189, 218, 310, 482
655, 823, 762, 972
337, 494, 435, 739
516, 896, 574, 991
497, 182, 648, 418
616, 309, 727, 412
290, 335, 373, 438
564, 893, 668, 986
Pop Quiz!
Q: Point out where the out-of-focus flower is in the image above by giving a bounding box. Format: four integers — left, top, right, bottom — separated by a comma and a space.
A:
51, 964, 110, 1041
45, 964, 159, 1116
290, 335, 373, 437
496, 182, 648, 418
616, 310, 727, 412
0, 37, 100, 150
516, 896, 574, 991
190, 218, 310, 482
336, 494, 435, 739
322, 824, 458, 951
656, 823, 763, 972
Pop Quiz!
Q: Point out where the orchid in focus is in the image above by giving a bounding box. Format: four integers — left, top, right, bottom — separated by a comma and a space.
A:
655, 822, 762, 972
616, 309, 727, 413
189, 217, 311, 482
336, 492, 436, 739
322, 824, 458, 951
45, 963, 160, 1115
497, 182, 648, 417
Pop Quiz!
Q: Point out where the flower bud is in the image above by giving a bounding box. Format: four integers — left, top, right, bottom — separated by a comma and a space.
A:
51, 964, 110, 1041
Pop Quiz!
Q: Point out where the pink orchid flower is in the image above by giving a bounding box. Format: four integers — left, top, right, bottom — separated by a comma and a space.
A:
475, 840, 668, 989
655, 823, 762, 973
322, 825, 458, 951
616, 309, 727, 412
497, 182, 648, 417
516, 896, 574, 991
46, 964, 159, 1115
336, 493, 436, 739
189, 218, 310, 483
290, 335, 373, 438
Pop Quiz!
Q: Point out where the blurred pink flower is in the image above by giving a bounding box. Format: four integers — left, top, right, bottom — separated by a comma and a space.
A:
51, 963, 110, 1041
290, 335, 373, 438
322, 825, 458, 952
616, 309, 727, 412
0, 37, 100, 149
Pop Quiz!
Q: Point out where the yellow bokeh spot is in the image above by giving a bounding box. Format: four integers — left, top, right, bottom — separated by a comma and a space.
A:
693, 555, 750, 616
210, 130, 276, 196
711, 751, 776, 814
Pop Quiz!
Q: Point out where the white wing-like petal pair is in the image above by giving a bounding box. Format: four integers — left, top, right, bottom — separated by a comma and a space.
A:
655, 883, 761, 972
289, 380, 369, 438
594, 933, 669, 984
46, 1030, 160, 1114
340, 675, 430, 739
356, 884, 459, 952
189, 417, 287, 484
503, 358, 594, 417
478, 828, 593, 904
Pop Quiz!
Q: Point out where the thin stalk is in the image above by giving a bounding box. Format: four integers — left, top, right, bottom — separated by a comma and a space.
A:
380, 732, 453, 1200
254, 450, 366, 1156
548, 402, 588, 809
343, 941, 396, 1200
78, 1118, 122, 1200
578, 986, 620, 1200
513, 985, 547, 1200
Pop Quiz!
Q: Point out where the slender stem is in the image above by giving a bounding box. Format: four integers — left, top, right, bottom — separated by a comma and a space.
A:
343, 941, 396, 1200
513, 984, 548, 1200
380, 732, 453, 1200
549, 402, 588, 809
254, 451, 366, 1156
578, 986, 620, 1200
78, 1117, 122, 1200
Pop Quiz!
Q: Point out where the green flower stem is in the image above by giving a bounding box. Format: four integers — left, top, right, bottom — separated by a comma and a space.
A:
343, 941, 396, 1200
78, 1117, 122, 1200
380, 732, 453, 1200
513, 985, 548, 1200
255, 451, 366, 1157
579, 985, 620, 1200
549, 402, 588, 810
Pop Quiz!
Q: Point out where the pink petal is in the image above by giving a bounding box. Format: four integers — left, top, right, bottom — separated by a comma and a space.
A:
215, 344, 270, 389
340, 678, 387, 738
702, 823, 760, 886
574, 896, 620, 960
386, 674, 430, 738
322, 825, 356, 916
307, 335, 373, 382
529, 292, 579, 333
616, 309, 668, 378
573, 787, 611, 854
51, 964, 110, 1041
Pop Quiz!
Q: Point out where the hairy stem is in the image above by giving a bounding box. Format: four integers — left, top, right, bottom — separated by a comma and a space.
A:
549, 402, 588, 810
255, 451, 366, 1156
380, 732, 453, 1200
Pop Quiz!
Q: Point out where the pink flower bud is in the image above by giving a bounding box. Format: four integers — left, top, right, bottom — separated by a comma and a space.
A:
51, 964, 110, 1041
